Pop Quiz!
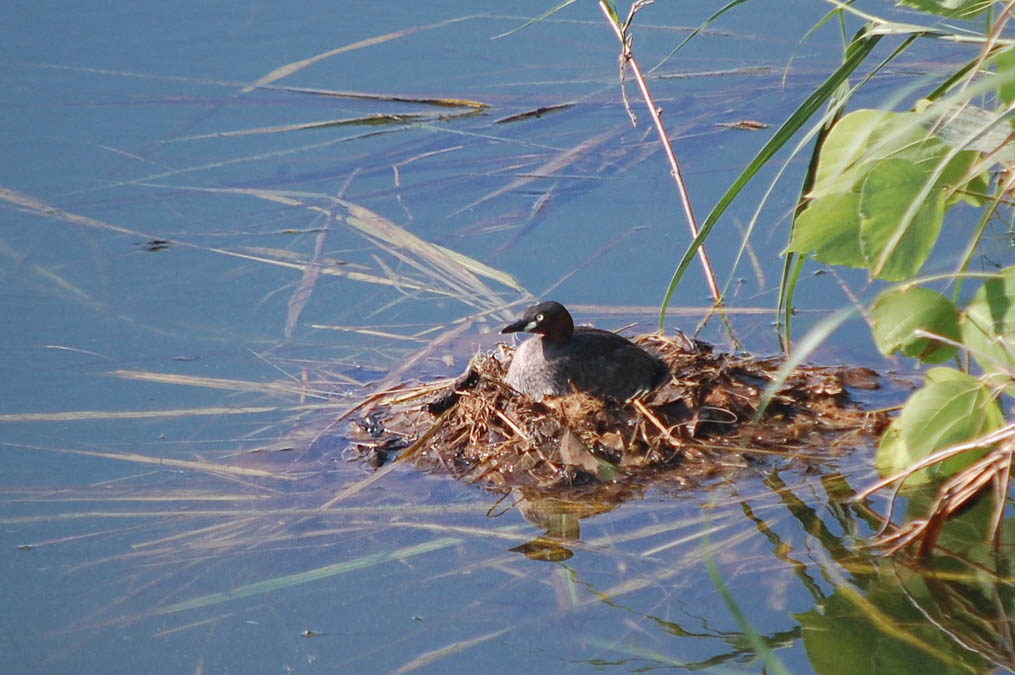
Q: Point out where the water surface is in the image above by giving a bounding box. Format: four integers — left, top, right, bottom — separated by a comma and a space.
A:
2, 2, 1005, 672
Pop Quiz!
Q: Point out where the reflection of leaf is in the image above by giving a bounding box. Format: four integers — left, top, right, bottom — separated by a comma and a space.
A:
557, 428, 617, 482
796, 578, 981, 674
871, 287, 959, 363
800, 495, 1015, 675
904, 483, 1010, 563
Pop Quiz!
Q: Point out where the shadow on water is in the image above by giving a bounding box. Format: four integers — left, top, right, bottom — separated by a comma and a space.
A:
2, 2, 1014, 673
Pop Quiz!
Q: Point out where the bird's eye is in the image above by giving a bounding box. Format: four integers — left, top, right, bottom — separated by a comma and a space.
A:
536, 313, 544, 322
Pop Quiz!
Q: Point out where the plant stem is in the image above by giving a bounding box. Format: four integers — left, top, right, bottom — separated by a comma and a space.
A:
598, 0, 721, 304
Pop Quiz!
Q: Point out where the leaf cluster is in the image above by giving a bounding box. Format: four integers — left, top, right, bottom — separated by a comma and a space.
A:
661, 0, 1015, 556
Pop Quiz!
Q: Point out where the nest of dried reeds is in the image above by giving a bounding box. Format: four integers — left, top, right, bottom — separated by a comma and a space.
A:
353, 333, 889, 491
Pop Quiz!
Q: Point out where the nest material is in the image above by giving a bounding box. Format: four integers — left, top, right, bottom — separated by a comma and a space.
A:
358, 334, 889, 491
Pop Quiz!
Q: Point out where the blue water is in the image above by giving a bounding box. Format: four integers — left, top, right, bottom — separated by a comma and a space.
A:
1, 1, 999, 673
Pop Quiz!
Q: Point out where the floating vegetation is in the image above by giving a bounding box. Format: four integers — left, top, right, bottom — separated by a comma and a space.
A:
351, 333, 889, 492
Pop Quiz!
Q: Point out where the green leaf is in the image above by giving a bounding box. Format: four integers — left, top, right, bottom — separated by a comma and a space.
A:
808, 109, 961, 200
934, 149, 981, 202
871, 287, 959, 363
785, 192, 866, 266
876, 418, 925, 483
809, 110, 919, 198
896, 368, 1003, 477
960, 170, 989, 207
791, 108, 981, 280
958, 267, 1015, 377
858, 158, 947, 281
996, 48, 1015, 107
898, 0, 993, 19
916, 99, 1015, 162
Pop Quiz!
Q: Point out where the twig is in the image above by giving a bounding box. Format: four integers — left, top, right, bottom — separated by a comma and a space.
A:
858, 424, 1015, 559
494, 407, 531, 443
633, 398, 681, 448
598, 0, 721, 304
855, 422, 1015, 501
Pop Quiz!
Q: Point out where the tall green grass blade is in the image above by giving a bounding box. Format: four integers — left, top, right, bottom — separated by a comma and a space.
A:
778, 254, 806, 353
756, 306, 856, 420
776, 35, 918, 343
659, 30, 881, 325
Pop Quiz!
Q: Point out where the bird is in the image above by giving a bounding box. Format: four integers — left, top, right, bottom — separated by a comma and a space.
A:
500, 301, 668, 401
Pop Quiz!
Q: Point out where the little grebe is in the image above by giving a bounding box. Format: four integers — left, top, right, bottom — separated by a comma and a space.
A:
500, 301, 668, 401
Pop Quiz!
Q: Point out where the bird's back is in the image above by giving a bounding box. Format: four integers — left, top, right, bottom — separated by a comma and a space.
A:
506, 327, 667, 401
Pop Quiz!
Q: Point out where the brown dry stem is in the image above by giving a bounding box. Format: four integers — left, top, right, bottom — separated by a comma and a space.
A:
597, 0, 720, 304
858, 425, 1015, 559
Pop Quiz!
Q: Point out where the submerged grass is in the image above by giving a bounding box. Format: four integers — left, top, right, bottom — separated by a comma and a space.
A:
152, 536, 463, 615
703, 533, 791, 675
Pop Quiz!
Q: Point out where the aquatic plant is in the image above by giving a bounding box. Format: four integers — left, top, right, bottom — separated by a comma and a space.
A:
650, 0, 1015, 558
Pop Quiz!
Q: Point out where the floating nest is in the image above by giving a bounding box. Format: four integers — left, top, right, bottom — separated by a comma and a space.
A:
351, 333, 890, 492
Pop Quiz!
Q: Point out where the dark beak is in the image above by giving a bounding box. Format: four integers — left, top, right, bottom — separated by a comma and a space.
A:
501, 318, 533, 334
